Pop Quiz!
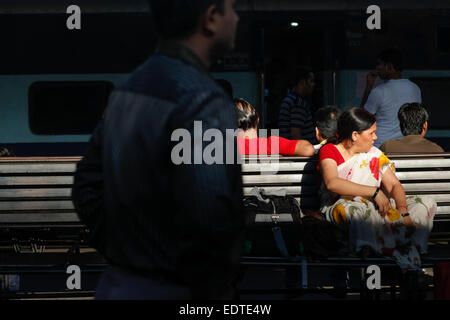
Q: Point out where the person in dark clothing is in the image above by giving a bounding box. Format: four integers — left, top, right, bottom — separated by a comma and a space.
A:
278, 66, 317, 144
72, 0, 244, 300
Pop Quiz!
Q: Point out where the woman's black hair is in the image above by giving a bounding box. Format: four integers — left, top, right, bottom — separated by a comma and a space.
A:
233, 98, 259, 131
328, 107, 376, 144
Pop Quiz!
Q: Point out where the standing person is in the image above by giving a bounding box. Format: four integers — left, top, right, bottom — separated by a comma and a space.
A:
361, 47, 422, 148
318, 107, 436, 271
380, 103, 444, 153
278, 66, 317, 144
72, 0, 244, 300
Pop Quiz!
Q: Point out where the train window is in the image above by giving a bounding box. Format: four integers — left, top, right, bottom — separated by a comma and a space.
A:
410, 77, 450, 130
28, 81, 114, 135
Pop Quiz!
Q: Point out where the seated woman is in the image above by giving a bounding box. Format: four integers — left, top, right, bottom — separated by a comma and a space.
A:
318, 107, 436, 271
234, 98, 315, 156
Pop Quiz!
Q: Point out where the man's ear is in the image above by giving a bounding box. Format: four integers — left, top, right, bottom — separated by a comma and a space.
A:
315, 127, 322, 142
422, 121, 428, 136
201, 4, 221, 36
352, 131, 358, 142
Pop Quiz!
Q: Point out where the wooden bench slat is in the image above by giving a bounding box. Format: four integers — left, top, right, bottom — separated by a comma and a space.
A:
242, 159, 450, 173
242, 174, 316, 185
243, 172, 450, 185
403, 182, 450, 192
395, 171, 450, 180
0, 176, 74, 186
0, 212, 80, 223
0, 163, 77, 174
243, 186, 317, 196
0, 188, 71, 198
243, 182, 450, 194
436, 206, 450, 215
242, 162, 311, 173
407, 194, 450, 203
0, 157, 81, 163
0, 201, 74, 211
392, 159, 450, 169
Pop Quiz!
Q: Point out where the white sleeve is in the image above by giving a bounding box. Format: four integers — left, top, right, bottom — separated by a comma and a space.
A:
364, 88, 382, 115
416, 86, 422, 103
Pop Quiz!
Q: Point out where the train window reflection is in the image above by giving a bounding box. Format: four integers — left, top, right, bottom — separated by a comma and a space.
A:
28, 81, 113, 135
410, 77, 450, 130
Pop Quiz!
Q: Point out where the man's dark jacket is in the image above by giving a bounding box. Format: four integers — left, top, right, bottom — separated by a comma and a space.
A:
72, 43, 245, 299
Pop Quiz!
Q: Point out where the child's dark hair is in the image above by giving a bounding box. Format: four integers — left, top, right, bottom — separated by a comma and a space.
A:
329, 107, 376, 144
233, 98, 259, 131
314, 106, 341, 140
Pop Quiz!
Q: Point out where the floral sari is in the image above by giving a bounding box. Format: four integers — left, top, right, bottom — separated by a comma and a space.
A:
319, 146, 436, 271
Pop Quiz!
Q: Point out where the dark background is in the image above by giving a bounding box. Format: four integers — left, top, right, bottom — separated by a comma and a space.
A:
1, 1, 450, 155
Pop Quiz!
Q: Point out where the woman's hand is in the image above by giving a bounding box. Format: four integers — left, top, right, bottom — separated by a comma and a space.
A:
374, 190, 391, 217
403, 215, 415, 228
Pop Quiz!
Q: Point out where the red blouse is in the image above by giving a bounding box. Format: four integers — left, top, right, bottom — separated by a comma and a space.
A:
237, 136, 297, 155
318, 143, 345, 170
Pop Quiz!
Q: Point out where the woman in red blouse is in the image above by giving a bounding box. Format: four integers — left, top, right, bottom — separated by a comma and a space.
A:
234, 98, 315, 156
318, 107, 436, 271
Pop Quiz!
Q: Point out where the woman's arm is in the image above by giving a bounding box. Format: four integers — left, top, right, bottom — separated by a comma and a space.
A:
321, 158, 378, 196
381, 168, 406, 208
320, 158, 391, 214
381, 168, 414, 226
293, 139, 315, 156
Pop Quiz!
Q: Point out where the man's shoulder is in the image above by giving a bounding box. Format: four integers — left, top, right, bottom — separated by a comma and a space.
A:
281, 93, 297, 105
371, 82, 389, 94
106, 55, 231, 127
383, 79, 420, 91
403, 78, 420, 88
382, 135, 444, 153
420, 137, 445, 152
379, 138, 399, 153
119, 54, 220, 102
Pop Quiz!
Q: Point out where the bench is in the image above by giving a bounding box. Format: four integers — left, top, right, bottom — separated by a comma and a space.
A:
1, 155, 450, 299
239, 153, 450, 299
0, 157, 106, 298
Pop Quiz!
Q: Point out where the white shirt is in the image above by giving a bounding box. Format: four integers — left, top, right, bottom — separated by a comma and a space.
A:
364, 79, 421, 148
314, 140, 328, 154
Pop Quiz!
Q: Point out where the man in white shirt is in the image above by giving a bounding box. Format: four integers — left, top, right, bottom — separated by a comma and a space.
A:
361, 48, 422, 148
